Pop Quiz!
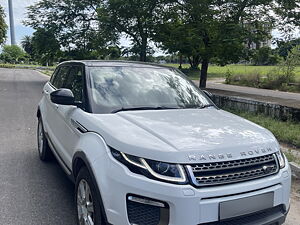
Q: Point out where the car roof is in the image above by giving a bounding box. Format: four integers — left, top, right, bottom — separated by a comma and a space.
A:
58, 60, 174, 69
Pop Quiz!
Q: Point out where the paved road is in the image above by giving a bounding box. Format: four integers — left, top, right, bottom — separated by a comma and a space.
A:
0, 68, 298, 225
194, 79, 300, 108
206, 80, 300, 102
0, 69, 76, 225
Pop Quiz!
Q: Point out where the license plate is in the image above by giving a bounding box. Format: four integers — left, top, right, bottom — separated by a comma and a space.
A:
219, 192, 274, 220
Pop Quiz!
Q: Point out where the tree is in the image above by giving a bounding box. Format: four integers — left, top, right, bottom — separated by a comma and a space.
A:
0, 5, 7, 45
98, 0, 162, 62
24, 0, 115, 59
154, 0, 299, 88
0, 45, 26, 63
276, 38, 300, 59
154, 17, 204, 69
278, 45, 300, 83
106, 46, 121, 59
21, 36, 34, 58
31, 28, 61, 66
252, 47, 281, 66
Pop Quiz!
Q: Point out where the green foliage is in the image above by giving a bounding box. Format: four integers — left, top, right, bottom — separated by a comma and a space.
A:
106, 46, 121, 60
23, 0, 300, 73
21, 36, 34, 58
98, 0, 162, 62
252, 47, 281, 66
277, 45, 300, 83
0, 5, 7, 45
226, 72, 261, 88
239, 45, 300, 91
276, 38, 300, 59
225, 69, 233, 84
31, 28, 61, 66
24, 0, 115, 59
0, 45, 27, 64
153, 0, 287, 88
167, 64, 300, 80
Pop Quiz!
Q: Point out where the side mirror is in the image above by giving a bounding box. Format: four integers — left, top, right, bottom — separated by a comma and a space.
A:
50, 88, 75, 105
203, 90, 213, 100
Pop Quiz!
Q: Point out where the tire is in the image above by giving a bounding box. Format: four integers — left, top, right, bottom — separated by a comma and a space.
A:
37, 118, 52, 161
75, 167, 104, 225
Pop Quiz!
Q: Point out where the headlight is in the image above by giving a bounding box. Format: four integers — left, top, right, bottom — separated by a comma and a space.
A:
276, 150, 286, 169
111, 148, 187, 184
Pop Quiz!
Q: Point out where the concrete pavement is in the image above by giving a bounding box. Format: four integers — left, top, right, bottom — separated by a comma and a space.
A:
0, 68, 76, 225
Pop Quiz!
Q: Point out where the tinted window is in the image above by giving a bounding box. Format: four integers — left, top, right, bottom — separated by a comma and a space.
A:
51, 66, 70, 89
89, 66, 212, 113
64, 66, 84, 102
49, 68, 59, 84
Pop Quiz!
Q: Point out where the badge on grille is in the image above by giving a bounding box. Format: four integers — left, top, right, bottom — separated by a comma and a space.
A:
262, 165, 273, 174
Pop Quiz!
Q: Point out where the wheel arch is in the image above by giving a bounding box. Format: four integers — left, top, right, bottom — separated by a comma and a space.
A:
72, 151, 110, 225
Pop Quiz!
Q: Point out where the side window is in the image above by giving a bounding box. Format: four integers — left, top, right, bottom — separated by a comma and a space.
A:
50, 68, 59, 84
51, 66, 70, 89
64, 66, 84, 102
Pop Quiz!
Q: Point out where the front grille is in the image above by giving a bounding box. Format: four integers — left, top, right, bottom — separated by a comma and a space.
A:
202, 205, 285, 225
187, 154, 279, 187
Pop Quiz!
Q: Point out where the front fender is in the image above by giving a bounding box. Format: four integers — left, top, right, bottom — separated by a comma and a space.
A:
72, 132, 111, 224
74, 132, 109, 166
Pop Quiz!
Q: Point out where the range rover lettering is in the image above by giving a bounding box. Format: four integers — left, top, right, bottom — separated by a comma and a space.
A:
37, 61, 291, 225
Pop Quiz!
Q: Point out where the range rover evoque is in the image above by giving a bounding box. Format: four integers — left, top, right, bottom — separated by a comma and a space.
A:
37, 60, 291, 225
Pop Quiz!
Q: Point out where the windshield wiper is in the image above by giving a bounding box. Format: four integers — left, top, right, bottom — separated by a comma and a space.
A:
111, 106, 181, 113
199, 104, 215, 109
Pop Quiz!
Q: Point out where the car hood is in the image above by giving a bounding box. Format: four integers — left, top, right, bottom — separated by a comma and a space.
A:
81, 108, 279, 163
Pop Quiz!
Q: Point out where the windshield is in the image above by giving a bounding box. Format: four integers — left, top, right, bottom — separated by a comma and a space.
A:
88, 66, 212, 113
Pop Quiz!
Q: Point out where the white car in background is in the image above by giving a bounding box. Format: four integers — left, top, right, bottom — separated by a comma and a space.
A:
37, 60, 291, 225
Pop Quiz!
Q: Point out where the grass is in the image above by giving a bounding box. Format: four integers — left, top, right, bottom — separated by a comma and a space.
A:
0, 63, 56, 70
285, 150, 300, 165
226, 109, 300, 149
40, 70, 54, 76
0, 64, 56, 77
166, 64, 300, 81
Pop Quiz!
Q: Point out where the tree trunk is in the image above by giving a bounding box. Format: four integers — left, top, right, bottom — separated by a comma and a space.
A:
188, 57, 192, 67
199, 58, 209, 88
190, 55, 201, 69
179, 54, 183, 69
139, 39, 147, 62
139, 49, 147, 62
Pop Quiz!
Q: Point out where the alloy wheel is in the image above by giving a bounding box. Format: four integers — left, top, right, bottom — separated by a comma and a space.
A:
37, 120, 44, 156
77, 179, 95, 225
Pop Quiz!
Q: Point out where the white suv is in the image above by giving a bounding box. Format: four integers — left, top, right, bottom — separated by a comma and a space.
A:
37, 61, 291, 225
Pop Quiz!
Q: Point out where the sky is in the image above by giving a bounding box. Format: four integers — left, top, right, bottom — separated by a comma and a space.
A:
0, 0, 134, 48
0, 0, 299, 51
1, 0, 36, 45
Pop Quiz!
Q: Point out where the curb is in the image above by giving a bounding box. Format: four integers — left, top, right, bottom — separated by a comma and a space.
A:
290, 162, 300, 179
35, 70, 51, 79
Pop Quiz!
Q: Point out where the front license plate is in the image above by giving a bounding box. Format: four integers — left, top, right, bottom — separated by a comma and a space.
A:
219, 192, 274, 220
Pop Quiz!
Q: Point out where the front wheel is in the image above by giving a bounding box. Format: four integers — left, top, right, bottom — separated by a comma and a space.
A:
37, 118, 52, 161
75, 167, 104, 225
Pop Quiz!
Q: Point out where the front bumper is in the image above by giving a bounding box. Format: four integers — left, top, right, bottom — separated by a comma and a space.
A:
91, 154, 291, 225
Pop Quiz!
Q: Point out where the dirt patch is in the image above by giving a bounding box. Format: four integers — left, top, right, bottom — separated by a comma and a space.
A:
285, 178, 300, 225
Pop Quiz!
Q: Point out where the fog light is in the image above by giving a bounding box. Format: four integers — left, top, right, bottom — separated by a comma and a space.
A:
127, 195, 166, 208
127, 195, 169, 225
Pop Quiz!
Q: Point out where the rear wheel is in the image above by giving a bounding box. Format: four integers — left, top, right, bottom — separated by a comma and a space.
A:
37, 118, 52, 161
75, 167, 103, 225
